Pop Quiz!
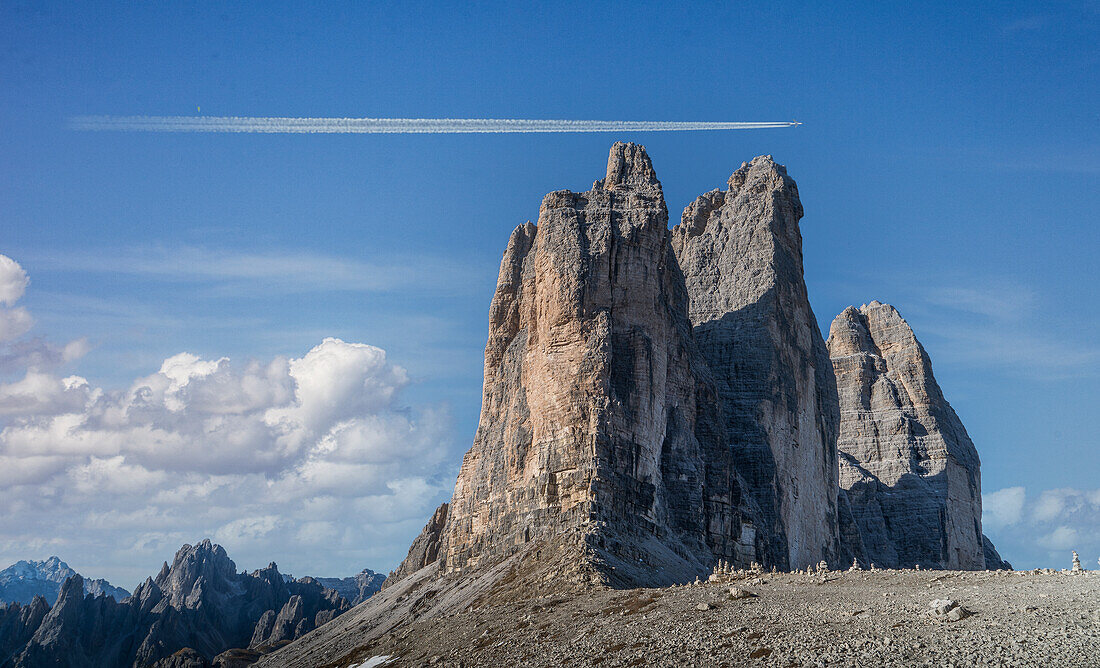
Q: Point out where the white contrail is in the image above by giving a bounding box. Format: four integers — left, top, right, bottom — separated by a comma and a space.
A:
69, 116, 800, 134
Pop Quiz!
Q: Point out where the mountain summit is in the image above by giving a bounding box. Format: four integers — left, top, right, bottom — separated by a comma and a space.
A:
827, 302, 995, 570
438, 141, 759, 587
257, 144, 985, 667
0, 540, 353, 667
0, 556, 129, 606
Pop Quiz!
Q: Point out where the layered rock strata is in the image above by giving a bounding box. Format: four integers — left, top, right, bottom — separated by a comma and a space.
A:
827, 301, 986, 569
439, 143, 760, 586
671, 157, 841, 570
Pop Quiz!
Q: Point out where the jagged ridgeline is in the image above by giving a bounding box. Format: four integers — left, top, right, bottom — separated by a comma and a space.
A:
256, 144, 1003, 668
404, 143, 844, 588
0, 541, 356, 667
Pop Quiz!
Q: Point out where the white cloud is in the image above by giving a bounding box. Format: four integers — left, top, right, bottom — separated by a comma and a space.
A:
214, 516, 281, 544
0, 372, 94, 417
1039, 525, 1079, 551
0, 307, 33, 344
0, 255, 29, 307
0, 335, 455, 585
0, 255, 88, 372
983, 486, 1100, 569
982, 486, 1025, 528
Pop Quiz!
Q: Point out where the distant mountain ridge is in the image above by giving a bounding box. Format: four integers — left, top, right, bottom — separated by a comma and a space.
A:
0, 540, 384, 667
308, 570, 386, 606
0, 556, 130, 605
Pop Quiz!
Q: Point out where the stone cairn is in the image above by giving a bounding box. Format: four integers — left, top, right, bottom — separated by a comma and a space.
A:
708, 559, 731, 583
1071, 551, 1083, 573
848, 558, 862, 572
706, 559, 767, 584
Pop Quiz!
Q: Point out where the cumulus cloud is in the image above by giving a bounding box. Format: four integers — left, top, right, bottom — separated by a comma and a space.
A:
982, 486, 1025, 529
983, 486, 1100, 569
0, 256, 29, 307
0, 331, 455, 586
0, 254, 89, 372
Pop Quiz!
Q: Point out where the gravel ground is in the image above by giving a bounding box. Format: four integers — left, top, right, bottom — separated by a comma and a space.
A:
338, 569, 1100, 668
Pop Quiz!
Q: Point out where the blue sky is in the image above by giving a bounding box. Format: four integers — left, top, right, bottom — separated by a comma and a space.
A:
1, 1, 1097, 586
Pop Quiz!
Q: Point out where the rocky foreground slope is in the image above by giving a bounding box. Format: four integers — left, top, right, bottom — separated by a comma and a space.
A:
327, 568, 1100, 668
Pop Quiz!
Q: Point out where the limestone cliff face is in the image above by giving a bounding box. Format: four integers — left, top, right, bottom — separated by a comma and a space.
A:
439, 143, 758, 586
671, 157, 841, 570
389, 503, 448, 583
827, 302, 985, 569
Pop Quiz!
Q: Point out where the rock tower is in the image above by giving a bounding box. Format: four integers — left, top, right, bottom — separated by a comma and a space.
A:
671, 157, 841, 570
827, 301, 985, 569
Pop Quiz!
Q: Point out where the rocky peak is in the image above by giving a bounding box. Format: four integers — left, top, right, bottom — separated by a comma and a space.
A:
390, 502, 449, 583
158, 540, 241, 610
671, 154, 840, 570
52, 573, 84, 609
827, 302, 986, 569
133, 576, 164, 612
674, 154, 803, 261
0, 556, 130, 605
598, 141, 660, 191
3, 541, 355, 667
435, 142, 763, 586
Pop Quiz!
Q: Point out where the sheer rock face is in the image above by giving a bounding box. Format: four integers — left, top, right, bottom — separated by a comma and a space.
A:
439, 143, 757, 587
389, 503, 449, 583
982, 534, 1012, 571
671, 157, 841, 570
827, 302, 986, 570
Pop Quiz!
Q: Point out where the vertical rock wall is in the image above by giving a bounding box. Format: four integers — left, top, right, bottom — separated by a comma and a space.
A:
827, 302, 986, 569
439, 144, 757, 585
671, 157, 841, 570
